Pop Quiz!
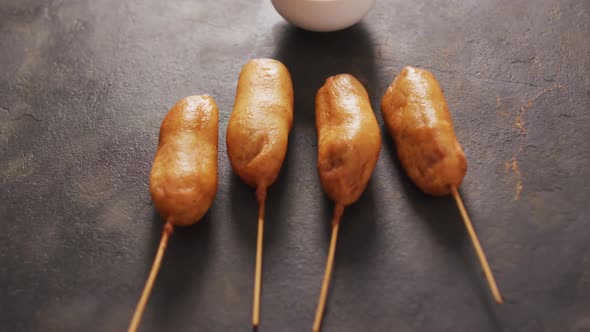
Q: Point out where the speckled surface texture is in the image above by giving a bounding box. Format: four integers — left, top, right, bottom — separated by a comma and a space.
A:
1, 0, 589, 331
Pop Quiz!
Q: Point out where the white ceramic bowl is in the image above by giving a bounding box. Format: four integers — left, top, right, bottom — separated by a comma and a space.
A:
271, 0, 376, 32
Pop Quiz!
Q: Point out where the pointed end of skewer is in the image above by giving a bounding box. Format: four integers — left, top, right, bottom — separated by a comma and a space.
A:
494, 291, 504, 304
312, 318, 321, 332
252, 325, 258, 332
450, 186, 505, 306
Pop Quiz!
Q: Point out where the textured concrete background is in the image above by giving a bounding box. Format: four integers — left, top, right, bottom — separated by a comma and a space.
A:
1, 0, 589, 331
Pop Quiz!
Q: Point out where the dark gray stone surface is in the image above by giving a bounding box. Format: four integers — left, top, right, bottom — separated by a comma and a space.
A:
1, 0, 589, 331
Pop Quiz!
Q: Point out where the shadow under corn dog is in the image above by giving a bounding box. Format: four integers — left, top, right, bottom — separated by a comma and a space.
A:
230, 172, 258, 251
262, 147, 294, 250
228, 161, 293, 252
382, 126, 505, 328
337, 178, 378, 267
273, 23, 379, 245
382, 127, 465, 251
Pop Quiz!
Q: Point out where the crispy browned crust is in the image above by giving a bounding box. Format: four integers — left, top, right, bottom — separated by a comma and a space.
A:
316, 74, 381, 206
381, 66, 467, 196
226, 58, 294, 189
149, 95, 219, 226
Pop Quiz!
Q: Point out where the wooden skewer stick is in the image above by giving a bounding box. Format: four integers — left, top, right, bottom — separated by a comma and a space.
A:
252, 188, 267, 331
129, 221, 174, 332
451, 186, 503, 304
313, 204, 345, 332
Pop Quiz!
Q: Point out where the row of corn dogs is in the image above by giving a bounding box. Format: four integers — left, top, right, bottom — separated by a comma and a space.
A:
128, 58, 503, 332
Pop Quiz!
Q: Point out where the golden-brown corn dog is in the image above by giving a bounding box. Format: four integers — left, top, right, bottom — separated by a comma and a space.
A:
150, 95, 219, 226
381, 66, 466, 195
129, 95, 219, 332
381, 67, 503, 304
313, 74, 381, 332
227, 58, 294, 196
226, 58, 293, 330
316, 74, 382, 207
